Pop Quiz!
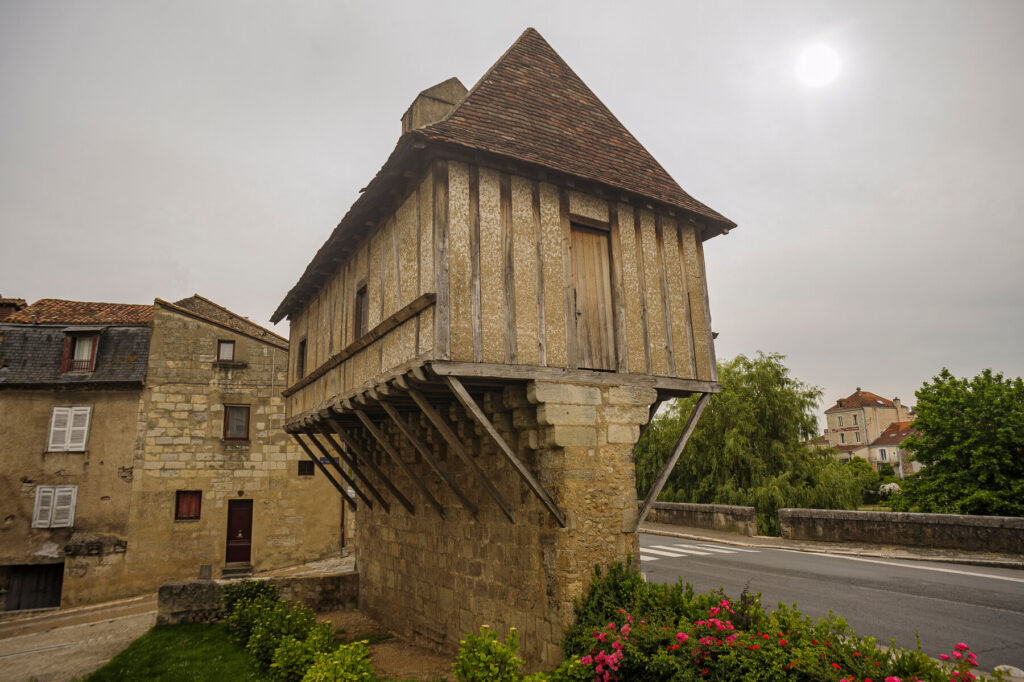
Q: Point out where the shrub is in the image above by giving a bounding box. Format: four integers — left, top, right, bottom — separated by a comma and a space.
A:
223, 579, 279, 615
247, 599, 319, 667
225, 593, 277, 647
301, 640, 375, 682
453, 626, 524, 682
271, 621, 338, 681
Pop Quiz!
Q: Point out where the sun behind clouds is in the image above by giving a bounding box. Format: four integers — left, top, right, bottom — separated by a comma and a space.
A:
796, 43, 842, 87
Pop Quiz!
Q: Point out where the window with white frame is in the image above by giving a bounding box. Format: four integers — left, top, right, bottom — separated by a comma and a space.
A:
33, 485, 78, 528
838, 416, 844, 426
217, 340, 235, 362
853, 414, 859, 425
48, 406, 92, 452
878, 448, 888, 461
855, 432, 861, 443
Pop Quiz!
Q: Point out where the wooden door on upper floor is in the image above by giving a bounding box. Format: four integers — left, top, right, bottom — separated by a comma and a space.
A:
572, 225, 616, 370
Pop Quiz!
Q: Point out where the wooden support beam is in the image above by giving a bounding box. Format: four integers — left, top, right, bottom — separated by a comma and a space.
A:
353, 409, 445, 519
304, 430, 375, 510
314, 423, 391, 513
329, 416, 416, 515
638, 399, 664, 442
405, 386, 517, 524
378, 400, 479, 519
635, 393, 712, 530
443, 376, 566, 528
292, 434, 357, 510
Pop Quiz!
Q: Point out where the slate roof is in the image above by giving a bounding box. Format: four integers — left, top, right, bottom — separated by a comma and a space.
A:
0, 324, 150, 386
5, 299, 153, 325
168, 295, 287, 348
272, 28, 734, 323
871, 421, 918, 447
825, 389, 896, 413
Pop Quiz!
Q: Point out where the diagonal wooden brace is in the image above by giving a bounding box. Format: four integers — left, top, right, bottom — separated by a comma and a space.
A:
635, 392, 712, 531
378, 400, 479, 519
443, 376, 566, 528
313, 421, 391, 513
329, 416, 416, 515
406, 386, 516, 524
304, 431, 374, 509
354, 409, 445, 519
292, 433, 357, 510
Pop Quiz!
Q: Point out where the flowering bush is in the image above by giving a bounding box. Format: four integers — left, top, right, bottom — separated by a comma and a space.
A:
879, 482, 901, 498
271, 622, 337, 681
300, 640, 375, 682
223, 578, 279, 615
246, 599, 321, 667
225, 592, 277, 646
453, 625, 525, 682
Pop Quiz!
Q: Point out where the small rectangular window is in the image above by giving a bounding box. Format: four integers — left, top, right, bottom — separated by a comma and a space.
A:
855, 432, 861, 443
853, 414, 859, 425
217, 340, 235, 362
296, 338, 307, 379
878, 448, 887, 461
33, 485, 77, 528
298, 460, 315, 476
837, 416, 843, 427
353, 285, 368, 339
223, 405, 250, 440
840, 433, 845, 444
48, 406, 92, 452
175, 491, 202, 520
62, 333, 99, 372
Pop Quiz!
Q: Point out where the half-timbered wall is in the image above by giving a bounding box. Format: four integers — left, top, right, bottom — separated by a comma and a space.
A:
286, 158, 718, 421
286, 172, 437, 417
442, 160, 716, 381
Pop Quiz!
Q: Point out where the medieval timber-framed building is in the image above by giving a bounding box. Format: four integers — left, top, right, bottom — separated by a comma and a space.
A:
273, 28, 736, 667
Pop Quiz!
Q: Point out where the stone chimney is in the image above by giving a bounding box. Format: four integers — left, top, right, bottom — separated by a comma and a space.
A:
894, 397, 907, 421
401, 78, 468, 134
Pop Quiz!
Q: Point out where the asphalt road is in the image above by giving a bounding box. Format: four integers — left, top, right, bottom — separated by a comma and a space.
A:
639, 533, 1024, 672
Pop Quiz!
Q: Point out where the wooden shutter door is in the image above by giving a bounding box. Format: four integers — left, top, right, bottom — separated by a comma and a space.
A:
48, 408, 70, 451
51, 487, 77, 528
33, 487, 55, 528
66, 407, 91, 451
571, 226, 616, 370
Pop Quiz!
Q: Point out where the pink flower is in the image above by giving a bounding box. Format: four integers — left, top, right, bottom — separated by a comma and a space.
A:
885, 677, 902, 682
941, 654, 950, 660
619, 624, 631, 636
955, 643, 969, 651
953, 651, 962, 659
832, 662, 842, 670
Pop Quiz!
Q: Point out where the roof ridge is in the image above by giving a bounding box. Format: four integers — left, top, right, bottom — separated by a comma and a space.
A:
182, 293, 287, 342
156, 298, 287, 348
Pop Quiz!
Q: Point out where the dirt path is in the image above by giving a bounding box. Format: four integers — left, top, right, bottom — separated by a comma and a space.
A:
320, 609, 453, 681
0, 596, 157, 682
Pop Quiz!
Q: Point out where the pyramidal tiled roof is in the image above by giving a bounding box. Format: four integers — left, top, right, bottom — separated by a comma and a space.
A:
5, 299, 153, 325
418, 28, 733, 228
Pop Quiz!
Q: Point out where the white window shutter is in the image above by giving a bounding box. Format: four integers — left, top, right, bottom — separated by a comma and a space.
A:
48, 407, 71, 451
51, 486, 78, 528
67, 407, 92, 452
33, 487, 56, 528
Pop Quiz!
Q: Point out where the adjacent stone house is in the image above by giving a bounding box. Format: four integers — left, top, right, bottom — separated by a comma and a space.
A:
272, 28, 735, 668
868, 420, 921, 478
823, 388, 915, 469
0, 296, 342, 611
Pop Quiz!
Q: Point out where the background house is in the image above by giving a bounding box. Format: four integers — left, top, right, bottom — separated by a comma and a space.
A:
0, 296, 342, 612
868, 421, 921, 479
823, 388, 915, 470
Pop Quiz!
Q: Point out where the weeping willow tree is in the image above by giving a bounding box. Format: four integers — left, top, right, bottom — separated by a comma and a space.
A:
635, 352, 862, 535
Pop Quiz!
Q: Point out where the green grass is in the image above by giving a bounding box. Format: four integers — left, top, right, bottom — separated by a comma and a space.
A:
83, 623, 272, 681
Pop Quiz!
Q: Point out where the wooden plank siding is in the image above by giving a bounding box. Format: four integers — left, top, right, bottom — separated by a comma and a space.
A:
284, 160, 717, 420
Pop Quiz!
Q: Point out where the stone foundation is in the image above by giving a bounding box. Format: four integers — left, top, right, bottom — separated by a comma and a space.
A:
354, 380, 655, 670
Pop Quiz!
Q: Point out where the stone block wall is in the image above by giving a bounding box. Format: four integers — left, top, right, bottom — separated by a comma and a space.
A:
779, 508, 1024, 553
123, 304, 342, 597
645, 502, 757, 536
354, 379, 656, 670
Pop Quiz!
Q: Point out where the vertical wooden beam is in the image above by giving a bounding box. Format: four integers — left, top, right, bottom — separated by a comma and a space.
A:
500, 173, 517, 364
676, 223, 698, 380
292, 433, 357, 510
533, 182, 547, 366
469, 166, 482, 363
608, 202, 627, 373
329, 416, 416, 515
559, 189, 578, 368
406, 386, 516, 523
305, 432, 375, 509
444, 377, 565, 528
378, 400, 478, 519
354, 409, 445, 519
314, 422, 390, 512
633, 207, 652, 374
433, 160, 450, 360
635, 393, 712, 530
637, 398, 664, 443
655, 216, 676, 376
695, 230, 718, 382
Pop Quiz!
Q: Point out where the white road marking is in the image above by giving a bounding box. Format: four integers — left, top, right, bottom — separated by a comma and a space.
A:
664, 543, 739, 554
650, 544, 714, 556
641, 547, 710, 557
686, 543, 761, 553
779, 549, 1024, 584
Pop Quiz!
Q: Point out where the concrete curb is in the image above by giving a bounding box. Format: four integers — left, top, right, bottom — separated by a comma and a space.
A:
638, 524, 1024, 571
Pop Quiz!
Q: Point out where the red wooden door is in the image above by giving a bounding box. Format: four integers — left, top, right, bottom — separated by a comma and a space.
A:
225, 500, 253, 563
572, 226, 616, 370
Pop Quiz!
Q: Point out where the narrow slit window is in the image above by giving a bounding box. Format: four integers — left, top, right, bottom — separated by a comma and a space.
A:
353, 285, 368, 339
296, 338, 307, 379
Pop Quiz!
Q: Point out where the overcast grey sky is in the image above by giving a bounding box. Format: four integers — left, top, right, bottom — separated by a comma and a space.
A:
2, 1, 1021, 417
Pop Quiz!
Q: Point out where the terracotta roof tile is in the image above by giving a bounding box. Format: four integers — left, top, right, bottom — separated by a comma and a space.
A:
870, 421, 919, 447
5, 299, 153, 325
825, 389, 896, 413
417, 28, 734, 228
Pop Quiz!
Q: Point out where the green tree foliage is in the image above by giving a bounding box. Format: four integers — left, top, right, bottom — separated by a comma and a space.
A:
635, 352, 863, 534
892, 368, 1024, 515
